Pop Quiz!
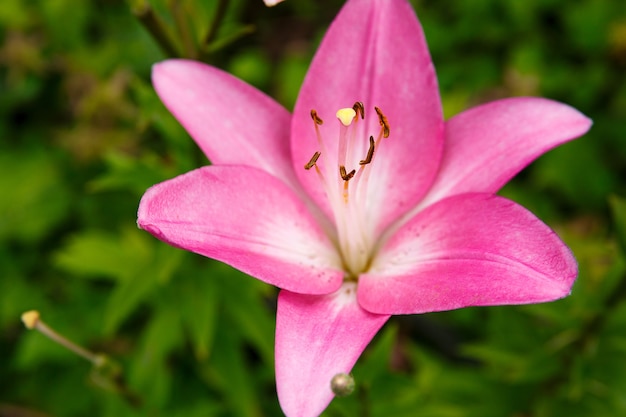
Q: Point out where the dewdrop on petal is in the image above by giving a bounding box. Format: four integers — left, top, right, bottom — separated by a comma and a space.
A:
330, 372, 355, 397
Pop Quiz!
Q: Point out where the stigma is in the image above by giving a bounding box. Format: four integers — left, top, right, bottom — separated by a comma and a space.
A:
304, 102, 390, 277
336, 108, 356, 126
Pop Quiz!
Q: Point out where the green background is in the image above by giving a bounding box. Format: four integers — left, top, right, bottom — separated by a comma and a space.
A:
1, 0, 626, 416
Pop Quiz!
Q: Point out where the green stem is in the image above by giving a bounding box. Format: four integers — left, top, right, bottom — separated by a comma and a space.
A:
35, 320, 103, 365
169, 0, 197, 59
22, 311, 143, 409
90, 357, 143, 409
200, 24, 256, 61
202, 0, 229, 48
358, 383, 371, 417
131, 0, 179, 57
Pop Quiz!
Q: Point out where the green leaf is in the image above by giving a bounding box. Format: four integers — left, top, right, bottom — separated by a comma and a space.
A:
609, 195, 626, 255
205, 321, 262, 417
177, 270, 219, 361
130, 307, 183, 408
103, 243, 183, 334
88, 152, 175, 195
354, 324, 397, 383
0, 149, 70, 243
531, 140, 616, 211
218, 264, 275, 363
54, 229, 148, 281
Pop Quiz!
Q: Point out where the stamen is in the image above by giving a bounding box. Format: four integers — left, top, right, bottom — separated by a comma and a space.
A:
304, 151, 321, 170
352, 102, 365, 120
359, 136, 375, 165
21, 310, 105, 366
21, 310, 142, 406
339, 165, 355, 181
374, 106, 390, 138
311, 109, 324, 125
336, 108, 357, 127
303, 101, 392, 276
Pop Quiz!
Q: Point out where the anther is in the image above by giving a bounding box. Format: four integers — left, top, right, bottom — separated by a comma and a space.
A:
352, 102, 365, 120
359, 136, 375, 165
304, 151, 321, 170
339, 165, 356, 181
374, 106, 390, 138
310, 109, 324, 125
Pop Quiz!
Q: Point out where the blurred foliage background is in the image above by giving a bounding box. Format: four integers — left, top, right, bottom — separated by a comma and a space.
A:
1, 0, 625, 416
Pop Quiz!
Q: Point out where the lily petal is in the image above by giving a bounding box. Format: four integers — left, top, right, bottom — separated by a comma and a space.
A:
138, 165, 343, 295
418, 97, 592, 208
359, 193, 577, 314
152, 59, 298, 189
291, 0, 443, 233
276, 284, 389, 417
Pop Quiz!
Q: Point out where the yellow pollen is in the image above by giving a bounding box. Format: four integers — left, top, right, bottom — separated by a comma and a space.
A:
21, 310, 40, 329
336, 108, 357, 126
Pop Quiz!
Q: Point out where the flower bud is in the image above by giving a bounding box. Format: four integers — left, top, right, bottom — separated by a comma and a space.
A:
330, 372, 355, 397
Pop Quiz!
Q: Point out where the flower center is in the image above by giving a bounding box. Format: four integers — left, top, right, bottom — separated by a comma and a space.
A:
304, 102, 390, 278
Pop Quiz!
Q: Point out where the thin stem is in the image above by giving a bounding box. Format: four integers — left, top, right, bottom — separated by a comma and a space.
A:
199, 24, 256, 61
131, 0, 179, 57
21, 310, 102, 366
358, 383, 371, 417
21, 311, 143, 409
36, 320, 104, 365
202, 0, 229, 48
169, 0, 197, 59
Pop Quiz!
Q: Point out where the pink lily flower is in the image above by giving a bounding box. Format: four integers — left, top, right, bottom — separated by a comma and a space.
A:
138, 0, 591, 415
264, 0, 285, 6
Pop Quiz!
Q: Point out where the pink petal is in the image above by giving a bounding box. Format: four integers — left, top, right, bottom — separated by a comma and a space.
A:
152, 60, 299, 190
358, 193, 577, 314
263, 0, 284, 5
291, 0, 443, 234
138, 165, 344, 295
276, 284, 389, 417
418, 97, 592, 208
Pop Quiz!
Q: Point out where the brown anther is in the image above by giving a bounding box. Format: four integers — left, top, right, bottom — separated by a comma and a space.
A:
359, 136, 375, 165
374, 106, 390, 138
310, 109, 324, 125
304, 151, 321, 170
339, 165, 356, 181
352, 102, 365, 120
